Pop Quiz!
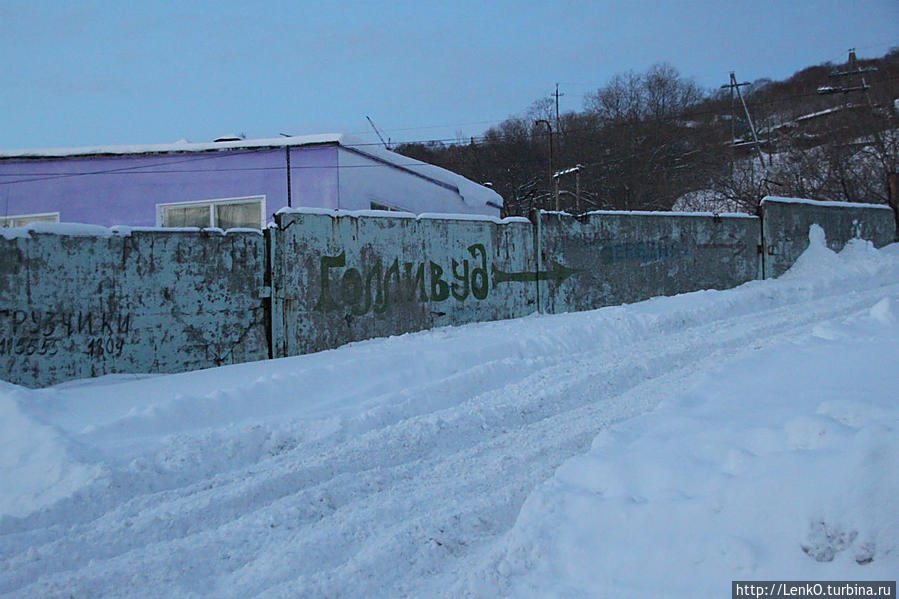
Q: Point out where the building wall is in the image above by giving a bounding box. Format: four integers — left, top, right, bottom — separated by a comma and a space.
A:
288, 146, 339, 210
0, 146, 339, 226
336, 147, 491, 215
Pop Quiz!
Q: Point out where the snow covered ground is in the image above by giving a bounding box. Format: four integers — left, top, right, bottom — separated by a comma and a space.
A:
1, 228, 897, 598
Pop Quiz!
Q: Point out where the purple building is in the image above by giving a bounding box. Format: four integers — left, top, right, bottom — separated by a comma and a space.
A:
0, 134, 502, 229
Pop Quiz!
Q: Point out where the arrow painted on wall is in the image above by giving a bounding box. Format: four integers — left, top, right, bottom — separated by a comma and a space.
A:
492, 261, 580, 288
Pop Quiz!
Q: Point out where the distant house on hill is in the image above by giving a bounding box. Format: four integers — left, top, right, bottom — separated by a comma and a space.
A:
0, 134, 503, 228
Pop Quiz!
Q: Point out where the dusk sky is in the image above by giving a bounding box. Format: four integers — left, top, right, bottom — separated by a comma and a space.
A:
1, 0, 897, 151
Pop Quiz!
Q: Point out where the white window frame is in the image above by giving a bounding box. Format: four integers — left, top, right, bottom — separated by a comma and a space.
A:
0, 212, 60, 227
369, 201, 407, 212
155, 195, 266, 229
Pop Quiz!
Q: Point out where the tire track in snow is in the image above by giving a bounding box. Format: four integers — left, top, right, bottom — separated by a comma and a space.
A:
3, 269, 899, 598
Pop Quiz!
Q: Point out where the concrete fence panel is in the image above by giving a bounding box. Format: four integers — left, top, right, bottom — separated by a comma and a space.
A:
0, 228, 269, 388
5, 197, 895, 388
760, 196, 897, 278
270, 210, 536, 357
536, 211, 762, 314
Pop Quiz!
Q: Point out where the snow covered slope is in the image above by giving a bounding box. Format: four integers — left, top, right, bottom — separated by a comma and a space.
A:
1, 231, 897, 598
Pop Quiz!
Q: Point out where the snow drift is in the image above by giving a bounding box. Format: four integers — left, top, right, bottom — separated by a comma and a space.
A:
1, 228, 897, 598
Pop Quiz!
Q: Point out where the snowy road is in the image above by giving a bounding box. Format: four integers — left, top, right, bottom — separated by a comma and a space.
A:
2, 232, 898, 597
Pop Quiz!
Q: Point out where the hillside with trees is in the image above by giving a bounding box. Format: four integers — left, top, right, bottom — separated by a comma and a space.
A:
396, 49, 899, 216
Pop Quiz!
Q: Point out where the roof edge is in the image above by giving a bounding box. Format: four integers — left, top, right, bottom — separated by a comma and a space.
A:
0, 134, 347, 160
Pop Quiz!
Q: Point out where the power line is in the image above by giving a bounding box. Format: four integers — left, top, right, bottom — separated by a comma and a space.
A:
0, 139, 698, 188
0, 159, 492, 186
2, 69, 897, 188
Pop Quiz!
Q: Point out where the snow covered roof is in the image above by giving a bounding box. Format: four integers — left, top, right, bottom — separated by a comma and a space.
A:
0, 133, 345, 159
347, 137, 503, 209
0, 134, 504, 209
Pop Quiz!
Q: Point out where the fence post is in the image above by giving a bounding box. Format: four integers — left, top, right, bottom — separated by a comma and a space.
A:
758, 200, 769, 279
530, 209, 543, 314
889, 172, 899, 241
266, 221, 285, 359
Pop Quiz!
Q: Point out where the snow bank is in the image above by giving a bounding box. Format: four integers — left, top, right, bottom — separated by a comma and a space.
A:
463, 234, 899, 597
1, 228, 898, 597
0, 384, 102, 518
782, 224, 891, 285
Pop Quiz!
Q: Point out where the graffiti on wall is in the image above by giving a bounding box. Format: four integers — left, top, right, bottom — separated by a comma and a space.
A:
312, 242, 581, 316
596, 240, 685, 265
0, 309, 132, 359
314, 243, 491, 315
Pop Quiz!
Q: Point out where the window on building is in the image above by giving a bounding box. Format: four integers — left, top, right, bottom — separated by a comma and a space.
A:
370, 201, 405, 212
156, 196, 265, 229
0, 212, 60, 228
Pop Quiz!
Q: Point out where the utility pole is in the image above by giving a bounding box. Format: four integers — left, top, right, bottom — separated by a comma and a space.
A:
553, 83, 565, 135
818, 48, 889, 193
554, 175, 560, 211
818, 49, 876, 99
724, 76, 738, 175
721, 72, 766, 167
552, 164, 583, 213
366, 116, 391, 150
575, 167, 581, 213
280, 133, 293, 207
535, 120, 555, 209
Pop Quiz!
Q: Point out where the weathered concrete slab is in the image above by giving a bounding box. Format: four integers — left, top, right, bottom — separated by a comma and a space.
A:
271, 210, 536, 357
0, 229, 268, 387
760, 197, 897, 278
536, 211, 761, 313
8, 197, 894, 388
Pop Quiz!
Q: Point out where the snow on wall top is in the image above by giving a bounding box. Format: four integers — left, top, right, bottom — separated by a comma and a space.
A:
275, 206, 527, 225
761, 196, 893, 210
541, 209, 758, 219
0, 134, 504, 210
0, 222, 263, 240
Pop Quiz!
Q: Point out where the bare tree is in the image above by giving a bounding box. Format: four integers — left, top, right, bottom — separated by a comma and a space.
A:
584, 71, 644, 121
396, 50, 898, 217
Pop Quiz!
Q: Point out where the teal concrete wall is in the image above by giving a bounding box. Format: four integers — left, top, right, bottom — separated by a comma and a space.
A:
536, 211, 762, 314
270, 211, 537, 357
2, 199, 895, 387
0, 229, 268, 387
